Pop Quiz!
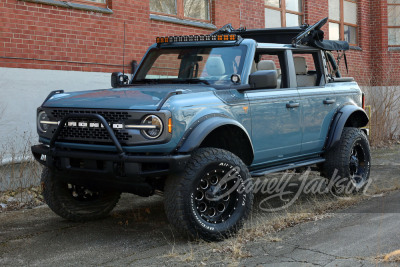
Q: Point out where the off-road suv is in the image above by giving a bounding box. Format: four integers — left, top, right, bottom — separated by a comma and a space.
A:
32, 18, 370, 241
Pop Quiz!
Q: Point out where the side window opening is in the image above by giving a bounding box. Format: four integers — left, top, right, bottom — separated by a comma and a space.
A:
253, 51, 288, 88
292, 52, 324, 87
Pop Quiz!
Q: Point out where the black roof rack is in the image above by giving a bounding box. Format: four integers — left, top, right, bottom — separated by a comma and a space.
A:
211, 23, 306, 44
213, 18, 349, 51
233, 26, 307, 44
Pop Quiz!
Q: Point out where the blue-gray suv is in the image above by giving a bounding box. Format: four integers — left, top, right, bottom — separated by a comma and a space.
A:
32, 18, 370, 241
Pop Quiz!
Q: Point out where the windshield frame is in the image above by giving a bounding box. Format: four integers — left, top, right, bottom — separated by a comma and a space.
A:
132, 44, 250, 87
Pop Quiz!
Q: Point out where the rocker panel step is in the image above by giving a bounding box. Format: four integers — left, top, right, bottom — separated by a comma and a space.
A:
250, 158, 325, 177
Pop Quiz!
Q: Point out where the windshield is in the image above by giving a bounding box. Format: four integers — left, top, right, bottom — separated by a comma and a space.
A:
134, 46, 247, 85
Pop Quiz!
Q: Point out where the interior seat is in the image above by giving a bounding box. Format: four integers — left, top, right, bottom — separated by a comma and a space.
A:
205, 57, 226, 77
257, 60, 281, 88
294, 57, 317, 87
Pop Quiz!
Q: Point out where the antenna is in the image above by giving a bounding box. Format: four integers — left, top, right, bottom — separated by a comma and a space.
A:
123, 21, 126, 76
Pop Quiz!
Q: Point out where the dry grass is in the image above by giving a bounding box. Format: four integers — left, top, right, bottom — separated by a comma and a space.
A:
0, 132, 42, 191
163, 243, 196, 263
236, 194, 361, 244
0, 132, 43, 211
363, 84, 400, 147
375, 250, 400, 263
383, 250, 400, 262
0, 185, 43, 211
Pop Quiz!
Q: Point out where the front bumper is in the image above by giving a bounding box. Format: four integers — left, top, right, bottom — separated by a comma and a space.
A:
32, 144, 190, 179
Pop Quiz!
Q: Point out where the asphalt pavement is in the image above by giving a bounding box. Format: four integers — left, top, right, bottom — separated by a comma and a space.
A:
0, 145, 399, 266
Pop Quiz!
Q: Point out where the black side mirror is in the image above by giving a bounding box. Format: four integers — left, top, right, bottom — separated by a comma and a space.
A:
111, 72, 129, 88
248, 70, 277, 89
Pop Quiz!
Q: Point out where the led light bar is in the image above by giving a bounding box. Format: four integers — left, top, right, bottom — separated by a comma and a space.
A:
156, 34, 237, 44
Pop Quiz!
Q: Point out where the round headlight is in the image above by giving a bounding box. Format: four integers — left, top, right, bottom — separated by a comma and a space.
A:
141, 115, 163, 139
37, 111, 50, 133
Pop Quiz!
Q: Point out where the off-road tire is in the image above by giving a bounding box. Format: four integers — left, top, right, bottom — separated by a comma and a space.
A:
164, 148, 253, 241
322, 127, 371, 194
41, 167, 121, 221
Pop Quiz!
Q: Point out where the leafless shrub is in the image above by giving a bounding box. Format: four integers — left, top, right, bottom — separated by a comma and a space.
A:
0, 132, 42, 192
363, 85, 400, 146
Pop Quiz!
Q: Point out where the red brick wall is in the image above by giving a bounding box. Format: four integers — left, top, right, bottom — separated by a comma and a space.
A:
0, 0, 220, 73
239, 0, 265, 29
369, 0, 400, 86
1, 0, 400, 85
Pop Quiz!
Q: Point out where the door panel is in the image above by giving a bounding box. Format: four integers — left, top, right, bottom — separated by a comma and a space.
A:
298, 87, 337, 154
246, 88, 302, 165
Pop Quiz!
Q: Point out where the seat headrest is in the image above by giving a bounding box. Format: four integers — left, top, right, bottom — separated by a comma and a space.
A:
205, 57, 225, 76
257, 60, 277, 71
294, 57, 308, 75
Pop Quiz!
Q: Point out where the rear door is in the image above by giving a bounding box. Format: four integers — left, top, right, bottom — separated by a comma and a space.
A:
294, 50, 337, 155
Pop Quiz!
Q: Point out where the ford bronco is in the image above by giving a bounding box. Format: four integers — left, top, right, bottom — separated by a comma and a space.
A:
32, 18, 370, 241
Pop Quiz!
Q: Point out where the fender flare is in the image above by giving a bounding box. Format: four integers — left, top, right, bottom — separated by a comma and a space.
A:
176, 115, 254, 159
325, 105, 369, 150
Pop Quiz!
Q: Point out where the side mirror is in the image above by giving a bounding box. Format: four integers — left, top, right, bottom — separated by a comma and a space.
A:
111, 72, 129, 88
248, 70, 277, 89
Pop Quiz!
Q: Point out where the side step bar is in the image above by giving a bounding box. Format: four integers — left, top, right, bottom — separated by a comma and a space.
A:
250, 158, 325, 177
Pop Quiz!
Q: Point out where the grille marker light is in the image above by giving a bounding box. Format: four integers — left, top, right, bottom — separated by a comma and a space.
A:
113, 123, 123, 129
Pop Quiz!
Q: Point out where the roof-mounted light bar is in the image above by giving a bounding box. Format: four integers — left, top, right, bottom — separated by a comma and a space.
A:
156, 34, 237, 44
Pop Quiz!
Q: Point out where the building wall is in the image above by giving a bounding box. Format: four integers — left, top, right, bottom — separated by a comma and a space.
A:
0, 0, 250, 73
2, 0, 399, 85
0, 67, 111, 161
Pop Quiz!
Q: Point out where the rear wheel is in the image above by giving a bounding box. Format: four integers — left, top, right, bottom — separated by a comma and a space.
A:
41, 168, 121, 221
322, 127, 371, 194
164, 148, 253, 241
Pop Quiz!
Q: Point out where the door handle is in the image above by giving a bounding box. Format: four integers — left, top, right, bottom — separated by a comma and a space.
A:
286, 102, 300, 108
323, 99, 336, 105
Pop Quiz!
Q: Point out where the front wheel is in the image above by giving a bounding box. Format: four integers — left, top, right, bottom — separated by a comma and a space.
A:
164, 148, 253, 241
322, 127, 371, 194
41, 168, 121, 221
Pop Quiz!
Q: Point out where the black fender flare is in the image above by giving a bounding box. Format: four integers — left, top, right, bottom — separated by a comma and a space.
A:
325, 105, 369, 150
176, 115, 254, 160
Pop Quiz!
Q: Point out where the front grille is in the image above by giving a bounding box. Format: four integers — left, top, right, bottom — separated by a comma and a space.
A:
51, 109, 131, 122
49, 109, 133, 145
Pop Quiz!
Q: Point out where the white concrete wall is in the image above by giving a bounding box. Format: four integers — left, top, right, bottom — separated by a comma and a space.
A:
0, 67, 112, 162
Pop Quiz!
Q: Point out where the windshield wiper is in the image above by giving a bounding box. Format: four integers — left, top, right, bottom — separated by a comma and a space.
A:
133, 79, 160, 84
178, 79, 210, 85
133, 79, 211, 85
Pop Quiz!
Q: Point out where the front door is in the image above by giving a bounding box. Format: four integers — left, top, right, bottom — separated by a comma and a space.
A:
247, 88, 302, 166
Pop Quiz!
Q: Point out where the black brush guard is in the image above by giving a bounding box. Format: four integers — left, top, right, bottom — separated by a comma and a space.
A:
31, 113, 190, 195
